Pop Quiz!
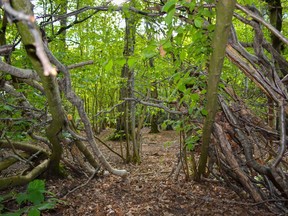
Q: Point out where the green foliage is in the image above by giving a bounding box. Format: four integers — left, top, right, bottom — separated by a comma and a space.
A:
185, 135, 200, 151
16, 180, 45, 205
0, 180, 62, 216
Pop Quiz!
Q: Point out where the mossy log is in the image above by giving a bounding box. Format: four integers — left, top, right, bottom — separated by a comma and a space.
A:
0, 159, 49, 190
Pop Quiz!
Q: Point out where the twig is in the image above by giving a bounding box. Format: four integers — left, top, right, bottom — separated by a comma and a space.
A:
94, 135, 124, 160
63, 168, 100, 198
26, 150, 42, 163
67, 60, 94, 70
94, 101, 125, 118
4, 135, 34, 166
124, 97, 187, 115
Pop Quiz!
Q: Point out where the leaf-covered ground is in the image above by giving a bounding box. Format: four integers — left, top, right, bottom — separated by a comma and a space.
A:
42, 129, 274, 216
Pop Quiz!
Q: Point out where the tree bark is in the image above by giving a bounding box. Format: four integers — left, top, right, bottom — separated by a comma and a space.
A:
0, 159, 50, 190
116, 1, 140, 163
11, 0, 66, 176
265, 0, 283, 53
197, 0, 236, 179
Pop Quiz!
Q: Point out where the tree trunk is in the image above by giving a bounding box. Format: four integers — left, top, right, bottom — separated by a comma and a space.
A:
146, 22, 160, 134
265, 0, 283, 53
150, 81, 160, 133
196, 0, 236, 179
11, 0, 65, 176
265, 0, 282, 131
116, 2, 140, 162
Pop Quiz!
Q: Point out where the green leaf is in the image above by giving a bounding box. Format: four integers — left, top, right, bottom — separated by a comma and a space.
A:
162, 41, 172, 50
191, 93, 200, 101
164, 8, 175, 25
28, 180, 45, 193
104, 59, 113, 71
201, 108, 208, 116
128, 58, 137, 68
186, 135, 200, 150
161, 121, 167, 130
219, 83, 225, 89
188, 106, 194, 115
28, 207, 40, 216
177, 83, 186, 92
28, 191, 44, 205
115, 58, 126, 66
142, 49, 157, 59
176, 26, 185, 34
16, 192, 28, 205
179, 51, 186, 61
200, 89, 207, 95
202, 9, 212, 18
25, 180, 45, 205
194, 17, 203, 28
188, 2, 196, 11
162, 0, 177, 12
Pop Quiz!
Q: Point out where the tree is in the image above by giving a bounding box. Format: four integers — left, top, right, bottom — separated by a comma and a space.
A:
11, 0, 65, 176
197, 0, 236, 179
0, 0, 127, 189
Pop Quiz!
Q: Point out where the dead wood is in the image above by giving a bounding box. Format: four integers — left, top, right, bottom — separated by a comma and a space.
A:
211, 96, 288, 211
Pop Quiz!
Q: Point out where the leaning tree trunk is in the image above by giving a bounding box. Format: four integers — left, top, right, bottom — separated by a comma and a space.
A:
11, 0, 66, 176
196, 0, 236, 179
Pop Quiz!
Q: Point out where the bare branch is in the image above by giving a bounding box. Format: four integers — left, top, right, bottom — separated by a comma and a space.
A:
95, 101, 125, 118
67, 60, 94, 70
44, 45, 128, 177
235, 3, 288, 46
0, 60, 39, 80
3, 0, 57, 76
124, 97, 187, 115
272, 100, 287, 167
0, 45, 13, 56
29, 27, 57, 76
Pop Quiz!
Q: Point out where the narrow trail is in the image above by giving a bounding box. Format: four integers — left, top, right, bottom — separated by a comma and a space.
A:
44, 129, 274, 216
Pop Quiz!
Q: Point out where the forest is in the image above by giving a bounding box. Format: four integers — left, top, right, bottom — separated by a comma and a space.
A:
0, 0, 288, 215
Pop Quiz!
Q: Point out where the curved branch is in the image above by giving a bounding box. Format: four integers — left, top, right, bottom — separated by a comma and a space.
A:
44, 45, 128, 177
272, 100, 286, 167
0, 60, 39, 80
0, 140, 50, 155
235, 4, 288, 46
0, 159, 49, 190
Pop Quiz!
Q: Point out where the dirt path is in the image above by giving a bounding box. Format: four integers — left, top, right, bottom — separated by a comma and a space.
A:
44, 129, 275, 216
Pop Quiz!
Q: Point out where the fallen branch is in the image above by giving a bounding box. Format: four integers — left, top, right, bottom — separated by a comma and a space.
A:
0, 159, 50, 190
62, 168, 100, 198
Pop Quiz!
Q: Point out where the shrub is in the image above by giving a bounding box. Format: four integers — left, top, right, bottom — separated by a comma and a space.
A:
0, 179, 63, 216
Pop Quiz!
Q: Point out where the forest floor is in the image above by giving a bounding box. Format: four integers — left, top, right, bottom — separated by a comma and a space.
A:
41, 128, 275, 216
